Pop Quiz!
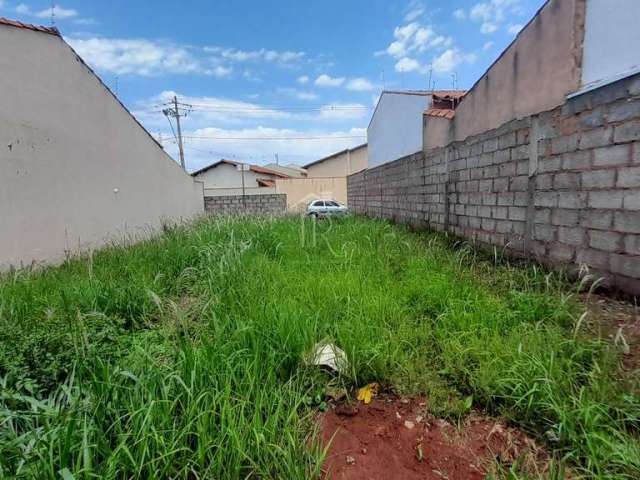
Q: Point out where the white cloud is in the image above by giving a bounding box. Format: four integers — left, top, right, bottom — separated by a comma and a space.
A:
16, 3, 78, 19
212, 66, 233, 77
483, 41, 494, 51
432, 48, 476, 74
381, 18, 456, 66
205, 46, 305, 65
277, 87, 318, 101
380, 15, 476, 77
404, 0, 425, 22
453, 9, 466, 20
136, 92, 369, 169
136, 91, 291, 130
507, 23, 523, 35
480, 22, 498, 34
170, 126, 368, 171
297, 75, 310, 84
296, 91, 318, 101
38, 4, 77, 19
346, 77, 376, 92
136, 92, 368, 131
470, 2, 492, 22
395, 57, 422, 73
315, 74, 345, 87
319, 103, 369, 120
67, 37, 229, 77
469, 0, 522, 35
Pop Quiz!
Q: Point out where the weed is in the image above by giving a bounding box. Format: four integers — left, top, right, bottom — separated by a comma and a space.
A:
0, 216, 638, 478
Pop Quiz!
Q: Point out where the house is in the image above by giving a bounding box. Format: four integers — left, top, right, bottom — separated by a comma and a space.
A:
368, 91, 465, 168
191, 159, 290, 195
263, 163, 308, 178
303, 143, 368, 178
0, 17, 203, 270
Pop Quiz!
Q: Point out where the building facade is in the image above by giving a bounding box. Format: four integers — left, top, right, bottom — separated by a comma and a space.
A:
191, 160, 288, 196
348, 0, 640, 296
303, 144, 368, 178
0, 18, 203, 270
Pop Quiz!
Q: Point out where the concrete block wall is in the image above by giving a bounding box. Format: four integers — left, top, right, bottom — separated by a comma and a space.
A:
348, 73, 640, 295
204, 194, 287, 216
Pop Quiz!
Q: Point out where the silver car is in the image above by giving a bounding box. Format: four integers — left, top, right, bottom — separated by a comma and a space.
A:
306, 199, 348, 218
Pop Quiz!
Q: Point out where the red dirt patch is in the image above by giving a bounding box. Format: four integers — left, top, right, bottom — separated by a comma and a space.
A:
321, 395, 549, 480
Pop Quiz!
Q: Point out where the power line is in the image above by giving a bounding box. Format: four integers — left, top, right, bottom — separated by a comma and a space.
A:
177, 143, 313, 159
140, 103, 371, 114
180, 135, 366, 141
164, 114, 178, 144
187, 103, 370, 110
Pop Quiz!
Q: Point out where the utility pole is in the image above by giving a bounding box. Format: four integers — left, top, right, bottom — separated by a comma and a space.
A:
162, 96, 187, 170
173, 96, 186, 170
275, 153, 279, 166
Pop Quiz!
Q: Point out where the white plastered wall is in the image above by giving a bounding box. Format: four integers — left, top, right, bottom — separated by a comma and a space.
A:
581, 0, 640, 89
0, 26, 204, 269
368, 93, 430, 168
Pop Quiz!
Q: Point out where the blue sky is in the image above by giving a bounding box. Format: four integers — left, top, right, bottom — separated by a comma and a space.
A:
2, 0, 545, 170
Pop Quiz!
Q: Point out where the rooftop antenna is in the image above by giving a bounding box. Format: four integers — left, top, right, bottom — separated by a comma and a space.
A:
428, 64, 433, 93
451, 72, 458, 91
50, 3, 55, 26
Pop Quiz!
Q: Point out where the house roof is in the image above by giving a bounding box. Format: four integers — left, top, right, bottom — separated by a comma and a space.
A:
0, 17, 60, 36
423, 91, 467, 120
263, 163, 308, 178
190, 159, 290, 178
425, 108, 456, 120
380, 90, 465, 98
257, 178, 276, 188
303, 143, 367, 169
431, 91, 466, 100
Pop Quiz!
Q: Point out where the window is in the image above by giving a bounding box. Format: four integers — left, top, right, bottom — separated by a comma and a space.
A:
327, 201, 339, 207
314, 201, 325, 207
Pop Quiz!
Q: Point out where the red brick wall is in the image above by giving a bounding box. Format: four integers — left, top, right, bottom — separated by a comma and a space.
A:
348, 73, 640, 295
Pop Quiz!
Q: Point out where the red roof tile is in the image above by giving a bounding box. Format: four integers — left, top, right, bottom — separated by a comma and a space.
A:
425, 108, 456, 120
431, 90, 466, 100
0, 17, 60, 36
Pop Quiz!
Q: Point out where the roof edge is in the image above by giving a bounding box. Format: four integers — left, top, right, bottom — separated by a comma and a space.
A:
0, 17, 60, 36
303, 142, 368, 169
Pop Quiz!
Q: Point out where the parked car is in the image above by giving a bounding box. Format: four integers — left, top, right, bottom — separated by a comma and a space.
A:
306, 199, 348, 218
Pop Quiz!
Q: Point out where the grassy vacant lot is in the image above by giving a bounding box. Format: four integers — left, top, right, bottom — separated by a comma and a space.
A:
0, 216, 638, 479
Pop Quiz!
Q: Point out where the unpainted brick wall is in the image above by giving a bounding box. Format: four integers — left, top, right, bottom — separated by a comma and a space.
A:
204, 194, 287, 216
348, 73, 640, 295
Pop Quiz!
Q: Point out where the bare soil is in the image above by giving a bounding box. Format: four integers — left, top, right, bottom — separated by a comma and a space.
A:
321, 395, 550, 480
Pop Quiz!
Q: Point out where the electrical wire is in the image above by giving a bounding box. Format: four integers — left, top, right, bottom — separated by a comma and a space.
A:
164, 114, 179, 144
179, 135, 366, 141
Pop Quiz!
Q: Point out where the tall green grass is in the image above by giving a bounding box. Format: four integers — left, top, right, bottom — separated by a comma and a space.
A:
1, 216, 638, 478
